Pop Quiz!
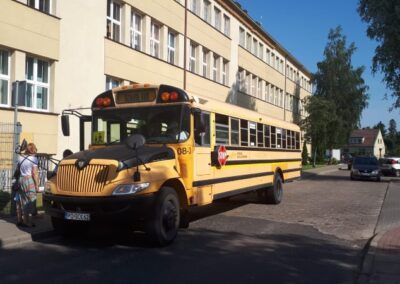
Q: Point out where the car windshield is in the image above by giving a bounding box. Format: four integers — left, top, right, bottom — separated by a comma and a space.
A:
92, 105, 190, 145
354, 157, 378, 166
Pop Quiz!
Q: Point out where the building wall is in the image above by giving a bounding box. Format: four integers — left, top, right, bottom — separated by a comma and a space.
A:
374, 130, 386, 158
0, 0, 60, 154
0, 0, 312, 157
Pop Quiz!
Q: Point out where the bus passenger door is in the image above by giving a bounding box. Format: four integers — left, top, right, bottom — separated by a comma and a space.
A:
193, 111, 213, 205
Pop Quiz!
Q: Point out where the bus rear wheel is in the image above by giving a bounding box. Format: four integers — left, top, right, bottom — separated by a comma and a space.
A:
266, 173, 283, 204
257, 173, 283, 204
147, 187, 180, 246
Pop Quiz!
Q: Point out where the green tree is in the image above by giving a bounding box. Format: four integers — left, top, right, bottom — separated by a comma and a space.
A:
373, 121, 386, 136
388, 118, 397, 139
303, 26, 369, 159
358, 0, 400, 107
301, 96, 337, 164
302, 140, 309, 165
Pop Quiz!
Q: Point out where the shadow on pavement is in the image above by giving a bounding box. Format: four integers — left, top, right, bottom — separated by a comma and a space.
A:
0, 219, 360, 284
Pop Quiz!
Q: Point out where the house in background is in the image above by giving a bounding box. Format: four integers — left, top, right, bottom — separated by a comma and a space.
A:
343, 129, 386, 158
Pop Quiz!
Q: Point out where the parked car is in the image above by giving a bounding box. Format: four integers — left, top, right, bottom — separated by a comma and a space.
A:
350, 156, 381, 181
379, 157, 400, 177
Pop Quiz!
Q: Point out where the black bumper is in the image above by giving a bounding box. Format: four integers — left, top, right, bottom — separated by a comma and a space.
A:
43, 193, 156, 225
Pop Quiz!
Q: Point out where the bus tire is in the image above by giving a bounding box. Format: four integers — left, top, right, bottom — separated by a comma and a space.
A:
266, 173, 283, 204
147, 187, 180, 246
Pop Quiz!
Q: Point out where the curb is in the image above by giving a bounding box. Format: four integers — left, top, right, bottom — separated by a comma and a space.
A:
1, 228, 56, 249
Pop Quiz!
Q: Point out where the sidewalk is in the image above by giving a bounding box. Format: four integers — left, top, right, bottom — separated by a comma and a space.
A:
358, 180, 400, 283
0, 212, 54, 249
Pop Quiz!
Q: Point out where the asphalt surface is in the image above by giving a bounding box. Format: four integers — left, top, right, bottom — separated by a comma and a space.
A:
0, 168, 395, 284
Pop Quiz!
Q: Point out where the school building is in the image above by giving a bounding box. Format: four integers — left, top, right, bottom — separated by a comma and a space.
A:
0, 0, 312, 158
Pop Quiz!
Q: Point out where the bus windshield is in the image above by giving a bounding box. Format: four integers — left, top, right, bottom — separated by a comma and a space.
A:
92, 105, 190, 145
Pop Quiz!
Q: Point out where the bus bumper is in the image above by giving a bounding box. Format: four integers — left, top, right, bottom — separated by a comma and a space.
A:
43, 193, 156, 226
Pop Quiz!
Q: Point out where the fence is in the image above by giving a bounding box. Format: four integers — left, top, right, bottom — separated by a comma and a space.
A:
0, 122, 57, 215
0, 123, 15, 192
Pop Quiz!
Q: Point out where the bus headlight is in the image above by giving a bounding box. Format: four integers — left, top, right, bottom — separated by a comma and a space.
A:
112, 183, 150, 195
44, 181, 52, 193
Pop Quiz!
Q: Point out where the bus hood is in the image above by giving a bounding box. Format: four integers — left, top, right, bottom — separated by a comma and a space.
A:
63, 145, 175, 170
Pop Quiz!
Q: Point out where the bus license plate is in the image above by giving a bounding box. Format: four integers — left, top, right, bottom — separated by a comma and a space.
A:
64, 211, 90, 221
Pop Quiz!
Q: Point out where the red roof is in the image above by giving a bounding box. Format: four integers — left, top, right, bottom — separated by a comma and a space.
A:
349, 129, 379, 147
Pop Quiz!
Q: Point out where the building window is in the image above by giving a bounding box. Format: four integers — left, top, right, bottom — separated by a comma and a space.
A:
189, 43, 197, 73
246, 33, 252, 51
239, 69, 246, 92
28, 0, 51, 14
223, 15, 230, 36
222, 60, 228, 85
214, 7, 221, 30
257, 79, 262, 99
130, 12, 142, 51
150, 21, 160, 58
239, 27, 245, 47
202, 49, 209, 78
212, 55, 219, 82
259, 43, 264, 59
191, 0, 200, 15
251, 76, 256, 96
264, 83, 270, 102
245, 72, 251, 94
107, 0, 121, 42
167, 31, 176, 64
105, 76, 121, 90
25, 57, 50, 110
252, 39, 258, 56
203, 0, 211, 23
0, 50, 10, 105
266, 48, 270, 65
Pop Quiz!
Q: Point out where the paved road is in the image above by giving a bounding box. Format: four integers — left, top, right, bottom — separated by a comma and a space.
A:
0, 169, 391, 283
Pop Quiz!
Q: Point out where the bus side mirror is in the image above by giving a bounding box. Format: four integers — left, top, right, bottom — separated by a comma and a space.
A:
61, 115, 70, 136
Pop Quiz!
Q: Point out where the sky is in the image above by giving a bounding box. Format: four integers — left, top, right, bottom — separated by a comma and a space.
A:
237, 0, 399, 129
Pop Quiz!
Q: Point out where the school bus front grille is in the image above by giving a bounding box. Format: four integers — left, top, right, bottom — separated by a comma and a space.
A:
57, 164, 109, 193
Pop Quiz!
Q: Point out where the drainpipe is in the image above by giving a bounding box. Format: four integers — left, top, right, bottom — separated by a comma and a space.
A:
183, 0, 188, 90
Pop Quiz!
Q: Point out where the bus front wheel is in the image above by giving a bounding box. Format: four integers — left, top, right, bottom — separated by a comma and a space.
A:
147, 187, 180, 246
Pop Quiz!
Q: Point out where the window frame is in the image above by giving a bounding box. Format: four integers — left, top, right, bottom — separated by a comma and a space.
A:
150, 21, 161, 58
167, 30, 177, 64
25, 56, 50, 111
0, 49, 10, 106
107, 0, 121, 42
130, 11, 142, 51
189, 42, 197, 73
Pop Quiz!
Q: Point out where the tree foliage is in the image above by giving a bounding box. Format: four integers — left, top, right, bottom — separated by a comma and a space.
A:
302, 27, 369, 160
373, 121, 386, 136
358, 0, 400, 107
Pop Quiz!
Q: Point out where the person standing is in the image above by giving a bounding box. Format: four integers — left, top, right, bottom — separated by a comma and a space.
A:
15, 143, 39, 227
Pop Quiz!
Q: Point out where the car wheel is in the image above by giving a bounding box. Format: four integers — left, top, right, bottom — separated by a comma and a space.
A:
395, 170, 400, 177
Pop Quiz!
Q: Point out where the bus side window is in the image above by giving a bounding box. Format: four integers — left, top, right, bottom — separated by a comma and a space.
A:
194, 112, 210, 146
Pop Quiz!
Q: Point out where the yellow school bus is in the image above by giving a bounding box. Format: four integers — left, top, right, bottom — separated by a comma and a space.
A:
44, 83, 301, 245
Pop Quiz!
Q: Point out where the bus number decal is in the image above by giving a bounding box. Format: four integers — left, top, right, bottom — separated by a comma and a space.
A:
177, 147, 191, 155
